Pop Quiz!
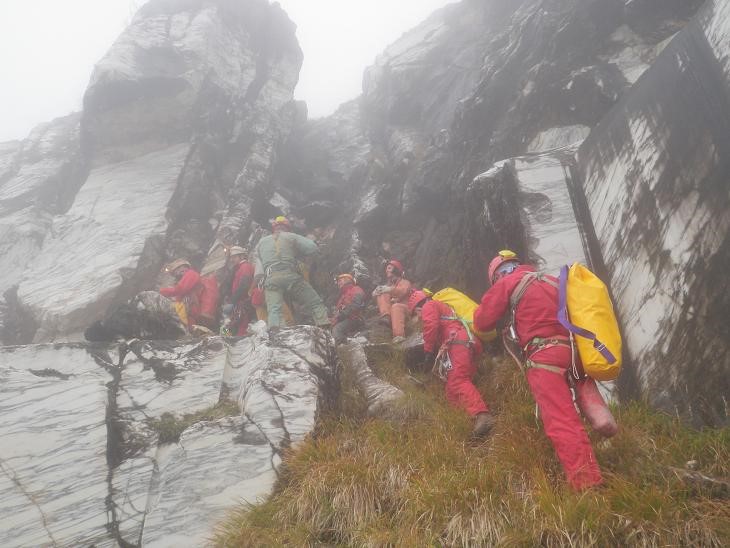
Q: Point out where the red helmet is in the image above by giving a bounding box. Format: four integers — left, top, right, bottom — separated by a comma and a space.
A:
408, 289, 429, 313
488, 249, 519, 284
386, 259, 403, 274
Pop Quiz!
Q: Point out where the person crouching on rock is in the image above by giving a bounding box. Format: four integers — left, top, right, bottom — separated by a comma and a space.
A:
473, 250, 617, 490
372, 259, 412, 344
409, 289, 495, 439
331, 273, 366, 344
160, 258, 204, 329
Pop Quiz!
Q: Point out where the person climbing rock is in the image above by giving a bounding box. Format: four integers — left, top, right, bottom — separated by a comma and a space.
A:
373, 259, 412, 343
473, 250, 617, 491
221, 246, 255, 336
409, 289, 495, 439
331, 273, 366, 344
253, 216, 330, 329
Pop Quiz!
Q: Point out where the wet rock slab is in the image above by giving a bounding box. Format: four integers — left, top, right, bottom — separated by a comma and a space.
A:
0, 326, 338, 546
141, 417, 277, 548
0, 343, 116, 547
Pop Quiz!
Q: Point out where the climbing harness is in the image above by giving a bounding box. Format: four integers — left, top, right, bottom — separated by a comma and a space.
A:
431, 331, 472, 382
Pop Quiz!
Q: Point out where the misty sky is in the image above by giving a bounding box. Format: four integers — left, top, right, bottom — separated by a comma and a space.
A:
0, 0, 455, 143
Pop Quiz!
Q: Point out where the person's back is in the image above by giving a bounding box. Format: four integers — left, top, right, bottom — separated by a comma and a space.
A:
474, 264, 570, 367
255, 231, 317, 274
253, 217, 328, 329
474, 251, 616, 491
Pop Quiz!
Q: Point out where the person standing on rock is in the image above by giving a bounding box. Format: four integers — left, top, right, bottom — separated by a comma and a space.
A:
331, 273, 366, 344
253, 216, 330, 330
409, 289, 495, 438
221, 246, 255, 336
473, 250, 617, 491
373, 259, 412, 343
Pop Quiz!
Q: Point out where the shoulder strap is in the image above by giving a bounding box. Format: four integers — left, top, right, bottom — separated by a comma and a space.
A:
509, 272, 537, 310
509, 271, 559, 333
439, 305, 474, 344
557, 265, 617, 364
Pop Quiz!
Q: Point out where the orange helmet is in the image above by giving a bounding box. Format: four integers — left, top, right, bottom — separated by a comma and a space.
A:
408, 289, 429, 313
488, 249, 519, 284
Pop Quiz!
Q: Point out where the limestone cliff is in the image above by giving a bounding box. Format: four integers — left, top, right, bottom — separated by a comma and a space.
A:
0, 0, 729, 544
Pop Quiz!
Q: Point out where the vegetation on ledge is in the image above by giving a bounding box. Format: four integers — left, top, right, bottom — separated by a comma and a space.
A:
147, 400, 240, 444
214, 351, 729, 546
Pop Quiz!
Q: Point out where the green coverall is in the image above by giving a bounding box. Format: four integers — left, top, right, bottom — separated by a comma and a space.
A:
253, 231, 329, 328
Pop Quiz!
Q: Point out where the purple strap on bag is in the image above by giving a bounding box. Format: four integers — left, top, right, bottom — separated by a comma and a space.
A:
557, 265, 617, 364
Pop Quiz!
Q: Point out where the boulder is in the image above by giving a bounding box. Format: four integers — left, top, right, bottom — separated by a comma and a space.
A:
0, 326, 338, 546
575, 0, 730, 426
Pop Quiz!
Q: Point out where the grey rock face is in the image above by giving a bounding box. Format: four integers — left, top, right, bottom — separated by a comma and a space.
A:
575, 0, 730, 426
0, 328, 337, 546
0, 115, 84, 344
2, 0, 302, 344
468, 144, 588, 276
277, 0, 699, 297
17, 145, 188, 342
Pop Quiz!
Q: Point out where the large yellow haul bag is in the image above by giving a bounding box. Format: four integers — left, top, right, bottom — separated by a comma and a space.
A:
431, 287, 497, 343
558, 263, 622, 381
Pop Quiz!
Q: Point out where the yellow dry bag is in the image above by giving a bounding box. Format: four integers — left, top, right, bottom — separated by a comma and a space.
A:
558, 263, 622, 381
431, 287, 497, 343
173, 301, 188, 326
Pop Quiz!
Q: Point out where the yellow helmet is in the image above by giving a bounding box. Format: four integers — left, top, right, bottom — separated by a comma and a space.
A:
335, 273, 355, 284
228, 246, 247, 257
271, 215, 290, 228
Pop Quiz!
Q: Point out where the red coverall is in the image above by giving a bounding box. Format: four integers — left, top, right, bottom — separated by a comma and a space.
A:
160, 269, 202, 327
332, 283, 366, 343
473, 264, 603, 490
422, 299, 489, 417
231, 261, 255, 335
376, 277, 412, 337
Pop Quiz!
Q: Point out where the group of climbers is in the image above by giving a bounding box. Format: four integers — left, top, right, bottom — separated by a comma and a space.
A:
152, 216, 335, 339
87, 207, 617, 491
401, 249, 618, 490
329, 248, 617, 490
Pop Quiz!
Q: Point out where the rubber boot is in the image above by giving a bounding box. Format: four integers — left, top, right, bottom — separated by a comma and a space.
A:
575, 377, 618, 438
390, 303, 408, 338
472, 412, 496, 439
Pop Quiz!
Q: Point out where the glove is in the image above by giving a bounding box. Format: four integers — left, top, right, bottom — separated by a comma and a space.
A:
423, 352, 435, 368
372, 285, 390, 297
220, 317, 232, 337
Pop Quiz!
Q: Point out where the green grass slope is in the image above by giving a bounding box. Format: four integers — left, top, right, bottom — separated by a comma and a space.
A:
215, 350, 729, 547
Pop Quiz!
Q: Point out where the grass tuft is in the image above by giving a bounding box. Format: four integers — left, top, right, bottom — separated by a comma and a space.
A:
147, 400, 240, 444
214, 352, 730, 547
